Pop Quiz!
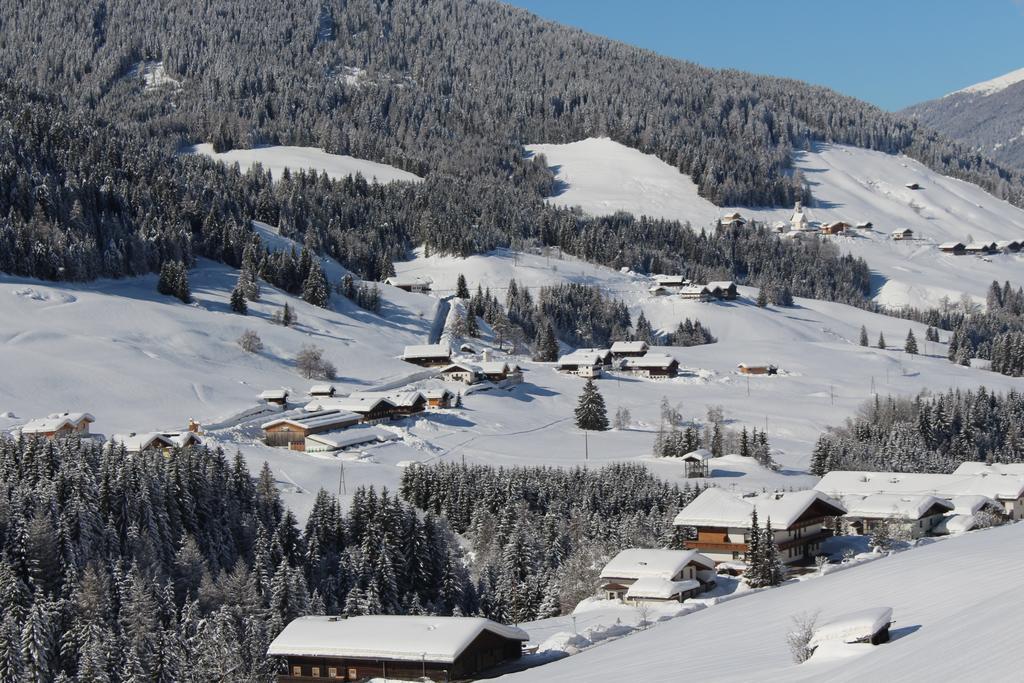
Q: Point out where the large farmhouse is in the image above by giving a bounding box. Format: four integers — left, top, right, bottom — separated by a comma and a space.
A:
556, 351, 607, 378
673, 488, 846, 565
814, 470, 1024, 522
20, 412, 95, 440
621, 353, 679, 379
841, 494, 954, 538
439, 362, 479, 384
599, 548, 715, 603
267, 615, 528, 682
261, 410, 363, 450
610, 341, 649, 358
707, 281, 738, 301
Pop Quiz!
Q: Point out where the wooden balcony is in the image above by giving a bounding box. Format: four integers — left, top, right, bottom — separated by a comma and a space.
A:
683, 540, 747, 553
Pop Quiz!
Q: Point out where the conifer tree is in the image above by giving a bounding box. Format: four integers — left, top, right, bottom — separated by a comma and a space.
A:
230, 283, 248, 314
762, 518, 784, 586
456, 273, 470, 300
905, 329, 918, 355
302, 260, 330, 308
574, 379, 609, 431
756, 287, 768, 308
534, 320, 559, 362
745, 509, 763, 586
859, 325, 869, 347
877, 331, 886, 349
739, 427, 750, 457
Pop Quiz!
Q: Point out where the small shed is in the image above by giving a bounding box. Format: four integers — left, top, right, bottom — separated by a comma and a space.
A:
402, 344, 452, 367
678, 285, 711, 302
855, 221, 874, 230
819, 221, 849, 235
309, 384, 336, 398
939, 241, 966, 254
423, 388, 455, 408
681, 448, 713, 478
260, 389, 289, 406
891, 228, 914, 241
385, 276, 432, 293
707, 281, 738, 301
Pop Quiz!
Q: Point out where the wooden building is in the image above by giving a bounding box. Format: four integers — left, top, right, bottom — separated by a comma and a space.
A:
556, 351, 606, 378
439, 362, 478, 384
621, 353, 679, 379
819, 221, 849, 235
678, 285, 711, 302
309, 384, 336, 398
891, 228, 914, 241
904, 182, 922, 190
653, 275, 689, 289
939, 241, 966, 254
423, 388, 455, 408
840, 493, 954, 538
260, 389, 289, 406
304, 426, 398, 454
401, 344, 452, 368
328, 396, 406, 423
109, 432, 176, 454
681, 448, 713, 478
610, 341, 649, 358
267, 615, 528, 682
707, 281, 738, 301
855, 221, 874, 230
261, 410, 363, 450
385, 276, 432, 294
965, 241, 997, 255
479, 361, 522, 383
599, 548, 716, 603
348, 391, 427, 417
673, 488, 847, 566
718, 212, 746, 228
995, 240, 1022, 253
19, 412, 95, 440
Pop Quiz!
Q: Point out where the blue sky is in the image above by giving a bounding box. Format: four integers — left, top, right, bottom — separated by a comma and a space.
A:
506, 1, 1024, 111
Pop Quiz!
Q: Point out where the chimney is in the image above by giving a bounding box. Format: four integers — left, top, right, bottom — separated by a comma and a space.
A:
482, 349, 491, 362
188, 418, 201, 434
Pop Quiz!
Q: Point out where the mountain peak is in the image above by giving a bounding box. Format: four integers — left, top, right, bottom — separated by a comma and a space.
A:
949, 66, 1024, 97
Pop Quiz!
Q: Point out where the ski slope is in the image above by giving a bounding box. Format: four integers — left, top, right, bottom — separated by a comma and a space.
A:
502, 523, 1024, 682
184, 144, 422, 184
526, 138, 1024, 309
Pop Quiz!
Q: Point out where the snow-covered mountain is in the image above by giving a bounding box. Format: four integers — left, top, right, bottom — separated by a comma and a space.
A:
903, 67, 1024, 171
528, 137, 1024, 309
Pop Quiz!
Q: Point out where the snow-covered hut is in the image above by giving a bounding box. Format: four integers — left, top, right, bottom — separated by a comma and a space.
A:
599, 549, 715, 603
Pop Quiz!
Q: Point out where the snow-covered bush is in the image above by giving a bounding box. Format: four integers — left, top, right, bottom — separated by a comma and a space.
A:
237, 329, 263, 353
786, 610, 820, 664
295, 344, 336, 380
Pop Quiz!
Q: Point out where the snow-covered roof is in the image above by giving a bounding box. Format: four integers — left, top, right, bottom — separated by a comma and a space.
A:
402, 344, 450, 359
317, 397, 397, 415
385, 276, 431, 288
350, 390, 424, 408
161, 431, 204, 448
720, 212, 744, 221
20, 412, 95, 434
610, 341, 649, 353
809, 607, 893, 650
266, 615, 528, 662
109, 432, 175, 452
679, 285, 710, 295
423, 388, 454, 399
309, 384, 336, 395
653, 275, 687, 285
440, 362, 478, 374
994, 240, 1018, 249
261, 409, 362, 430
480, 361, 518, 374
625, 578, 701, 600
623, 353, 678, 369
600, 549, 714, 582
259, 389, 288, 400
965, 242, 995, 250
707, 281, 735, 290
938, 241, 965, 249
948, 494, 997, 515
681, 448, 714, 462
557, 351, 604, 367
841, 493, 953, 520
954, 462, 1024, 476
892, 228, 914, 235
306, 426, 399, 449
815, 470, 1024, 502
673, 488, 846, 529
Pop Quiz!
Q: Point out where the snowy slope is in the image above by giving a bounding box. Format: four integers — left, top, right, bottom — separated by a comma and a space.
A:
951, 66, 1024, 97
502, 523, 1024, 682
526, 138, 1024, 309
184, 144, 422, 184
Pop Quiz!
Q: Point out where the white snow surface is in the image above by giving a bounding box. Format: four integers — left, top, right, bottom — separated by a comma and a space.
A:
267, 615, 527, 662
950, 66, 1024, 97
526, 138, 1024, 309
502, 523, 1024, 682
807, 607, 893, 649
185, 143, 422, 184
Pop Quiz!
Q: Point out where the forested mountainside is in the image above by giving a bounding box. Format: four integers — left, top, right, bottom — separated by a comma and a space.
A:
0, 85, 872, 305
903, 72, 1024, 172
1, 0, 1021, 210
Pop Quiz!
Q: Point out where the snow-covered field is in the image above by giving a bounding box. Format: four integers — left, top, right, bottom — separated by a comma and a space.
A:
4, 237, 1024, 520
184, 144, 422, 184
526, 138, 1024, 309
503, 522, 1024, 682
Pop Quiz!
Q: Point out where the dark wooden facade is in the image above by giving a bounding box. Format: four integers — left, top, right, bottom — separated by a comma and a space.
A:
403, 355, 452, 368
275, 630, 522, 682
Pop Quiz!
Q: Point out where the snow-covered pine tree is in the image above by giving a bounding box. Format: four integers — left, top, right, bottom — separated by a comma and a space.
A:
745, 509, 763, 587
534, 320, 559, 362
877, 331, 886, 349
756, 287, 768, 308
456, 273, 470, 300
762, 518, 784, 586
574, 379, 608, 431
230, 283, 248, 314
302, 260, 330, 308
859, 325, 869, 347
905, 329, 918, 354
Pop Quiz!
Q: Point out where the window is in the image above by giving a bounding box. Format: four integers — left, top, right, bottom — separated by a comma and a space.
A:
732, 551, 740, 559
292, 665, 302, 677
328, 667, 339, 678
312, 667, 320, 677
348, 668, 358, 680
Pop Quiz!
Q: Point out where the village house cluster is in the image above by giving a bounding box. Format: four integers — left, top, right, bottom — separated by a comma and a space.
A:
12, 411, 206, 454
555, 342, 680, 380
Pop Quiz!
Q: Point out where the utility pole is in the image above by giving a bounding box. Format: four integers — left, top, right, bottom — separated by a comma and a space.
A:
584, 431, 589, 462
338, 463, 346, 496
830, 385, 834, 406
